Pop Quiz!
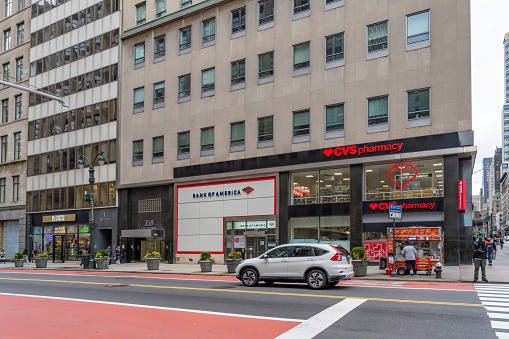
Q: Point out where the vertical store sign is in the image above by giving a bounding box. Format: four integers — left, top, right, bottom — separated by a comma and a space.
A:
458, 179, 466, 212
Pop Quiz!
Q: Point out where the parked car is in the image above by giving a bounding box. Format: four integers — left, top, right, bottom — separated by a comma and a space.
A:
235, 243, 354, 290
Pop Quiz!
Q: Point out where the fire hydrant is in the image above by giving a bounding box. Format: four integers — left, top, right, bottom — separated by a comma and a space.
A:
435, 262, 442, 279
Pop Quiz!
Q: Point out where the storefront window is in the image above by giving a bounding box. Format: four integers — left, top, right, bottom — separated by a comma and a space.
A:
291, 217, 319, 243
364, 158, 443, 201
291, 168, 350, 205
225, 218, 277, 260
290, 216, 350, 250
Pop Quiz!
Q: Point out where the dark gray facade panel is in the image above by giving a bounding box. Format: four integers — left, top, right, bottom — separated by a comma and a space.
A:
444, 154, 460, 265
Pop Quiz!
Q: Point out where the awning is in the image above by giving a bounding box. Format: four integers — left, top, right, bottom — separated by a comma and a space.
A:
121, 229, 165, 239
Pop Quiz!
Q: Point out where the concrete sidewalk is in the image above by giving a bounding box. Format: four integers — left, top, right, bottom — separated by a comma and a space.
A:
460, 244, 509, 284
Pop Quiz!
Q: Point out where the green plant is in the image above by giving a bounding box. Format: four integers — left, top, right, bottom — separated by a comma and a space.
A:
144, 251, 162, 260
350, 247, 366, 260
199, 251, 211, 261
35, 253, 48, 258
228, 251, 242, 259
13, 252, 26, 260
95, 250, 111, 259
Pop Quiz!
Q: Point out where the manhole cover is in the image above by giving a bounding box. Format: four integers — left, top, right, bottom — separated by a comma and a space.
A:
105, 284, 130, 288
211, 286, 236, 289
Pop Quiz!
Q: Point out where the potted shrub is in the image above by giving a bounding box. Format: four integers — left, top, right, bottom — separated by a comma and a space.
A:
199, 251, 213, 272
351, 247, 368, 277
34, 253, 49, 268
225, 251, 242, 273
95, 250, 111, 269
144, 251, 162, 270
12, 252, 25, 268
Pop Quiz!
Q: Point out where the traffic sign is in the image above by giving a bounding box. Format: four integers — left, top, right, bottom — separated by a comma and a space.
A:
388, 205, 402, 220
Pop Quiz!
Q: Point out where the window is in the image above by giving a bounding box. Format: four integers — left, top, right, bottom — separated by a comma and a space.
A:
367, 21, 388, 58
136, 2, 146, 25
293, 0, 310, 18
325, 0, 345, 11
16, 22, 23, 44
154, 35, 165, 60
202, 18, 215, 46
13, 132, 20, 160
12, 175, 19, 202
266, 246, 291, 258
181, 0, 191, 8
0, 178, 4, 203
407, 88, 430, 127
258, 51, 274, 83
230, 121, 245, 151
325, 103, 345, 137
293, 110, 310, 143
0, 135, 6, 162
290, 216, 350, 249
293, 42, 310, 75
1, 99, 7, 123
231, 7, 246, 36
4, 0, 11, 16
291, 168, 351, 205
258, 116, 273, 147
201, 127, 214, 155
231, 59, 245, 88
201, 68, 215, 96
2, 63, 8, 81
153, 81, 165, 108
14, 94, 21, 119
4, 29, 10, 50
133, 140, 143, 165
325, 33, 344, 68
155, 0, 165, 17
15, 57, 22, 81
179, 26, 191, 53
367, 95, 389, 130
134, 43, 145, 68
17, 0, 23, 10
178, 74, 191, 102
133, 87, 144, 113
152, 136, 164, 162
177, 131, 190, 158
407, 10, 429, 50
258, 0, 274, 26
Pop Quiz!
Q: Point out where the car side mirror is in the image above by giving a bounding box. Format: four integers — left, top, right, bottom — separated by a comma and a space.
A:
261, 254, 267, 259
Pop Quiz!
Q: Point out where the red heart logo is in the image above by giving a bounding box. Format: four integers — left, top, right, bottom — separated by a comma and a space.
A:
323, 148, 333, 157
386, 164, 418, 189
369, 203, 378, 210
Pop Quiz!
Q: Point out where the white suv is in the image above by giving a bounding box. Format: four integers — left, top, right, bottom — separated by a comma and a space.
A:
235, 243, 354, 289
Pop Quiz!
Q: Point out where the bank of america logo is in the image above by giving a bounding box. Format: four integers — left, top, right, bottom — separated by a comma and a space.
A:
243, 186, 254, 194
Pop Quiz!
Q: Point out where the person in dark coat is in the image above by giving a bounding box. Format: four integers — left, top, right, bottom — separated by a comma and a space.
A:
473, 238, 488, 283
106, 246, 112, 265
115, 246, 123, 265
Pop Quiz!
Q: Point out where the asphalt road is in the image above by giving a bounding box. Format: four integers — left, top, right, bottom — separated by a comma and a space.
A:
0, 271, 500, 339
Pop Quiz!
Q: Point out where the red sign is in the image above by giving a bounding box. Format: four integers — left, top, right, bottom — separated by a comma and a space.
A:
369, 202, 436, 211
386, 164, 418, 189
323, 142, 403, 158
364, 241, 387, 261
458, 179, 466, 212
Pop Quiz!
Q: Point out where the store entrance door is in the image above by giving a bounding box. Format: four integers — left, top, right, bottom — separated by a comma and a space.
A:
54, 235, 65, 262
245, 233, 267, 259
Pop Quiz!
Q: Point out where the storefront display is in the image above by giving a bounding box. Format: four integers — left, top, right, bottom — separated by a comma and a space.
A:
291, 168, 350, 205
290, 216, 350, 250
32, 224, 90, 262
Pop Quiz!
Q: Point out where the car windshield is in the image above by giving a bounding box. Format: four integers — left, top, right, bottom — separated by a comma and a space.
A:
334, 245, 350, 256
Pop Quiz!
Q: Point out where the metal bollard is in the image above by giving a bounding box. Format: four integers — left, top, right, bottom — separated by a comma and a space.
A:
434, 262, 442, 279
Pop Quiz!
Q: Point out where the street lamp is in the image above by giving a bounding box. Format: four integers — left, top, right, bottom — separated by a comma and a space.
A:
77, 151, 106, 269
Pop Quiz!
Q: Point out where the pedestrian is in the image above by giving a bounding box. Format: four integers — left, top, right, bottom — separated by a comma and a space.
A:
22, 249, 29, 265
501, 237, 504, 250
106, 245, 112, 265
473, 237, 488, 282
115, 246, 122, 265
402, 241, 418, 276
0, 249, 5, 264
485, 237, 497, 266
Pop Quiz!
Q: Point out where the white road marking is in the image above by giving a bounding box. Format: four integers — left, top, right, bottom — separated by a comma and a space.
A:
483, 302, 509, 307
0, 292, 303, 323
487, 307, 509, 312
275, 298, 366, 339
476, 287, 509, 292
481, 297, 509, 302
496, 332, 509, 339
478, 293, 509, 297
492, 321, 509, 330
488, 313, 509, 320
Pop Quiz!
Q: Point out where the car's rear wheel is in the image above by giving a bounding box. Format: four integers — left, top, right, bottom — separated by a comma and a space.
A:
307, 269, 327, 290
327, 281, 339, 288
241, 268, 259, 287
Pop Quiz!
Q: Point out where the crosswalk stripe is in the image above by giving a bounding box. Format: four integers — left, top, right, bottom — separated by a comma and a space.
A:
483, 302, 509, 307
486, 307, 509, 312
481, 297, 509, 302
479, 294, 509, 298
492, 321, 509, 330
488, 313, 509, 320
476, 288, 509, 292
476, 287, 509, 338
496, 332, 509, 339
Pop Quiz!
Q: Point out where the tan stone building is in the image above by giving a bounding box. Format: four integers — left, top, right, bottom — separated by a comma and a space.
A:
118, 0, 475, 265
0, 0, 30, 258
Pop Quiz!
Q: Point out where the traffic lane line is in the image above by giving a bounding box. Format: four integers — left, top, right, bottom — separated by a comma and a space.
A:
0, 293, 299, 339
0, 276, 484, 307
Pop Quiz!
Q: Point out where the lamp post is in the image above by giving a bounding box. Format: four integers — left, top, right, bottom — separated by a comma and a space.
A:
77, 151, 105, 269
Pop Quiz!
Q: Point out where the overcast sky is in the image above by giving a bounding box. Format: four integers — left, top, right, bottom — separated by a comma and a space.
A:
471, 1, 509, 195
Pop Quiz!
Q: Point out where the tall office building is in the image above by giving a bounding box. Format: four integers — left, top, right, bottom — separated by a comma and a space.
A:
483, 157, 493, 204
26, 0, 119, 261
502, 33, 509, 173
118, 0, 474, 265
493, 147, 502, 193
0, 0, 30, 258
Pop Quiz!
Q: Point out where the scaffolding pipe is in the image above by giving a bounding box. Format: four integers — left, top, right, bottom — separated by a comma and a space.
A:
0, 79, 68, 107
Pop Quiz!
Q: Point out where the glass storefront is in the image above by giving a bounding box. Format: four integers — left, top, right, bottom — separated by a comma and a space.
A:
225, 218, 276, 259
364, 158, 443, 201
290, 216, 350, 250
291, 167, 350, 205
32, 224, 90, 261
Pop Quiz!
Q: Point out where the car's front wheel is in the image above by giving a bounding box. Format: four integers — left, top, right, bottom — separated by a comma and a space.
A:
241, 268, 259, 287
307, 269, 327, 290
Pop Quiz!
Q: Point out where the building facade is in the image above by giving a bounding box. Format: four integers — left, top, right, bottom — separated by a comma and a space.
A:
0, 0, 30, 258
502, 33, 509, 173
26, 0, 119, 261
118, 0, 474, 265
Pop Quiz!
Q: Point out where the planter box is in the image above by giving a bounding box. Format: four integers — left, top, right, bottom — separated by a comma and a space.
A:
95, 258, 110, 269
199, 260, 212, 272
225, 259, 240, 273
13, 259, 24, 268
352, 259, 368, 277
35, 258, 48, 268
146, 258, 160, 270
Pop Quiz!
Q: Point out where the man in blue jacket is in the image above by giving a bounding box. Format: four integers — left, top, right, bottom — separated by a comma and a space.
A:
473, 237, 488, 283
